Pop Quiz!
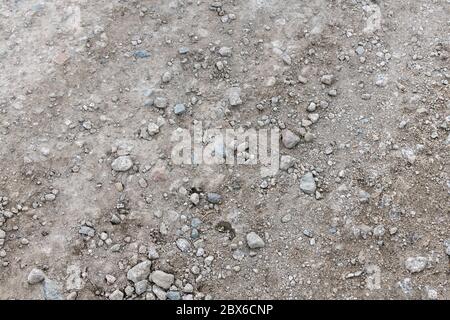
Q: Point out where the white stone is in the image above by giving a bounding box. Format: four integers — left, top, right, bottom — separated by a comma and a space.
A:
246, 232, 265, 249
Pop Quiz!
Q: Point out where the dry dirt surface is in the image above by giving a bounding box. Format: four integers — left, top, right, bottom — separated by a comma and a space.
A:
0, 0, 449, 300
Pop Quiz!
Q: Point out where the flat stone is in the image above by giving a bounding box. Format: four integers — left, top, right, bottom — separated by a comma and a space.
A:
151, 270, 174, 290
44, 194, 56, 201
135, 280, 148, 295
218, 46, 232, 57
111, 156, 133, 172
127, 260, 152, 283
206, 192, 222, 204
167, 291, 181, 300
191, 218, 202, 228
178, 47, 189, 54
65, 265, 84, 291
79, 225, 95, 237
152, 285, 167, 300
43, 279, 63, 300
300, 172, 316, 195
134, 50, 150, 58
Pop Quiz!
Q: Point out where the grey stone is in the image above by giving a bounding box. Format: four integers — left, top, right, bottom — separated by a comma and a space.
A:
281, 129, 300, 149
162, 71, 172, 83
281, 53, 291, 65
375, 74, 388, 87
207, 192, 222, 204
148, 246, 159, 260
144, 98, 154, 107
246, 232, 265, 249
299, 172, 316, 195
173, 103, 186, 115
227, 87, 242, 106
183, 283, 194, 293
43, 279, 63, 300
358, 189, 370, 203
190, 193, 200, 205
443, 240, 450, 256
373, 225, 386, 238
321, 74, 335, 85
134, 50, 150, 58
110, 214, 121, 225
167, 291, 181, 300
304, 132, 314, 142
110, 244, 121, 252
298, 75, 308, 84
425, 286, 438, 299
105, 274, 116, 285
44, 193, 56, 201
191, 228, 199, 239
281, 214, 292, 223
154, 97, 168, 109
401, 148, 416, 164
151, 270, 174, 289
27, 268, 45, 285
127, 260, 152, 283
397, 278, 413, 296
405, 256, 427, 273
145, 292, 156, 300
178, 47, 189, 54
65, 264, 84, 291
176, 238, 191, 252
218, 46, 232, 57
191, 218, 202, 228
280, 155, 295, 171
307, 102, 317, 112
355, 46, 365, 55
308, 113, 320, 123
152, 285, 167, 300
124, 285, 134, 296
111, 156, 133, 172
79, 225, 95, 237
328, 89, 337, 96
135, 280, 148, 295
147, 122, 160, 136
109, 289, 124, 300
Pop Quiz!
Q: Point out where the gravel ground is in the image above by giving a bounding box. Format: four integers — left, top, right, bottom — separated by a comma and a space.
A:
0, 0, 449, 300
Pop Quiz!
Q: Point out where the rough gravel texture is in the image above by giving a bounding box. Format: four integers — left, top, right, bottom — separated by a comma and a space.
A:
0, 0, 449, 300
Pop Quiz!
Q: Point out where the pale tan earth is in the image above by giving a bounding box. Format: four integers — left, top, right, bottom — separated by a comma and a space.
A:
0, 0, 449, 300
